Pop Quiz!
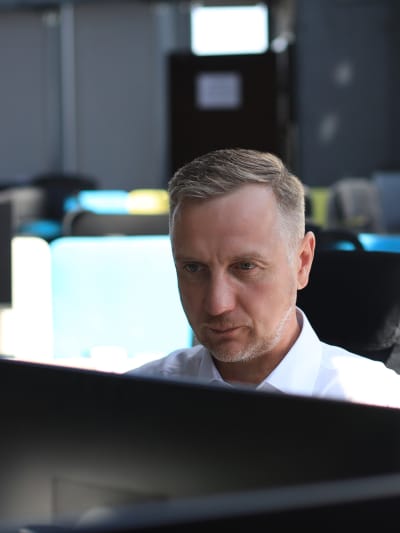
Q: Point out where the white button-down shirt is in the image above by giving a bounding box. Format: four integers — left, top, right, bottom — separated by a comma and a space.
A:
130, 308, 400, 409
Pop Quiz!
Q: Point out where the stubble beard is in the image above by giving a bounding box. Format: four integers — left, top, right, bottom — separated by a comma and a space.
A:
203, 304, 295, 364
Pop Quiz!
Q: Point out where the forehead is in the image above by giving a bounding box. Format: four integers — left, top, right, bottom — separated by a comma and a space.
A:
172, 184, 285, 258
175, 183, 277, 221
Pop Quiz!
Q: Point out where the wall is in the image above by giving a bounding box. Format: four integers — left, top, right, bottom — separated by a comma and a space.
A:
0, 0, 189, 190
72, 1, 185, 189
295, 0, 400, 186
0, 8, 61, 181
0, 0, 399, 190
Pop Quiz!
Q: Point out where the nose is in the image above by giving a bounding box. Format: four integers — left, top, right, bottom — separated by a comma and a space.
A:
204, 272, 236, 317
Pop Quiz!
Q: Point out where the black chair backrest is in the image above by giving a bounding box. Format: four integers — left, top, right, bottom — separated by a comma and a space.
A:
297, 250, 400, 370
312, 227, 364, 251
32, 172, 98, 221
62, 210, 170, 236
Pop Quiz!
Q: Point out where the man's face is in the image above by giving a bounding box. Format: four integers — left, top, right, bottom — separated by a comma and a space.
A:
172, 184, 314, 365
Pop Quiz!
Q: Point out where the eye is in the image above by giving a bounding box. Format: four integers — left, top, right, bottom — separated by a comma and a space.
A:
183, 263, 203, 273
237, 261, 256, 271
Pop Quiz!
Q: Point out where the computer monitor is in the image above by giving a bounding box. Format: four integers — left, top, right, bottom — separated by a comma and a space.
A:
0, 200, 12, 307
1, 357, 400, 532
73, 472, 400, 532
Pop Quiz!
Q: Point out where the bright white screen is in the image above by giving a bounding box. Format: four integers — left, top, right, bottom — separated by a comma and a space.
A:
191, 4, 268, 56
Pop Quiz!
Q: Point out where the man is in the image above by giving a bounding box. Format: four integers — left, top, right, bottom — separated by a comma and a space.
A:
130, 148, 400, 408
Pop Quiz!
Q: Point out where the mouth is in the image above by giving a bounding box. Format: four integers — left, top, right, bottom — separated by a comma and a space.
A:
210, 326, 238, 333
207, 325, 242, 337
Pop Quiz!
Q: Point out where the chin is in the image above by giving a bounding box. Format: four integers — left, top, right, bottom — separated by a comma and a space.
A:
207, 342, 255, 364
213, 353, 250, 364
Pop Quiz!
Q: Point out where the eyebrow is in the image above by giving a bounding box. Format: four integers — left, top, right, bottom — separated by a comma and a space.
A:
174, 252, 268, 264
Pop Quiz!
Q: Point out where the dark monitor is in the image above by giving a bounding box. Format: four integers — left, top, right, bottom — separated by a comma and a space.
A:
0, 200, 12, 307
1, 357, 400, 532
74, 473, 400, 532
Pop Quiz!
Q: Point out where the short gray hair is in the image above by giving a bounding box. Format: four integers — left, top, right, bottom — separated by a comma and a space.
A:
168, 148, 306, 248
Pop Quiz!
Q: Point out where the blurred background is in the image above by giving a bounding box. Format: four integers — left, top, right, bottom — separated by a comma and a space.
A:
0, 0, 399, 370
0, 0, 398, 191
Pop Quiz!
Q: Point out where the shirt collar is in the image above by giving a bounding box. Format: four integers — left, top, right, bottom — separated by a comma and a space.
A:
257, 307, 322, 396
198, 348, 226, 384
197, 307, 322, 396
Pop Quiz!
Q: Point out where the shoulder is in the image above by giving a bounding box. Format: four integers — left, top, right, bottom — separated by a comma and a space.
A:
126, 345, 208, 379
321, 342, 396, 375
320, 343, 400, 408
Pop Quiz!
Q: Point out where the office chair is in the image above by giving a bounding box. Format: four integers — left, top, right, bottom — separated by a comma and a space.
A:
31, 171, 98, 222
308, 226, 364, 251
64, 189, 130, 214
62, 210, 170, 236
372, 171, 400, 233
127, 188, 169, 214
359, 233, 400, 253
64, 188, 169, 216
325, 177, 384, 233
297, 250, 400, 372
0, 185, 46, 232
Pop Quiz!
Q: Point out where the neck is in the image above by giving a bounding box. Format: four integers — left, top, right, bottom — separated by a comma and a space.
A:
214, 354, 283, 386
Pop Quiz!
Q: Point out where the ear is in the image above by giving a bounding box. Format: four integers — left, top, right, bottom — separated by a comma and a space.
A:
297, 231, 316, 290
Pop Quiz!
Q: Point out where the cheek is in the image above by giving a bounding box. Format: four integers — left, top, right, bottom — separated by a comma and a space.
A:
244, 275, 297, 312
178, 280, 200, 312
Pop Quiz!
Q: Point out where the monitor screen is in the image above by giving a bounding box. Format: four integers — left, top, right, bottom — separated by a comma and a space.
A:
1, 357, 400, 532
